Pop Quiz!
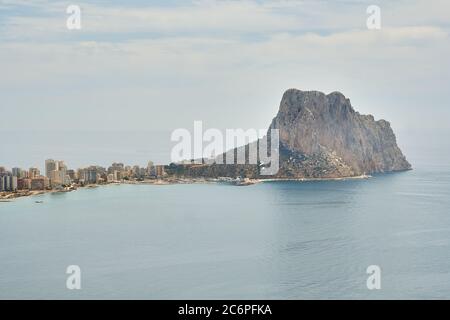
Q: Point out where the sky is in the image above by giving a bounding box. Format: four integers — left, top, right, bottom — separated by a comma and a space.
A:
0, 0, 449, 169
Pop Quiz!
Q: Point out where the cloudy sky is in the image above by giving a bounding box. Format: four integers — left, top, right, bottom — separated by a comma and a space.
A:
1, 0, 449, 168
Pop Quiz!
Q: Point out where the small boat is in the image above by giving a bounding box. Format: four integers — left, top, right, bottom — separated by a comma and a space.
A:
35, 201, 44, 204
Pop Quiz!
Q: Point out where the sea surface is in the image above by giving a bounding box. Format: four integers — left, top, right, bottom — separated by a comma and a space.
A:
1, 142, 450, 299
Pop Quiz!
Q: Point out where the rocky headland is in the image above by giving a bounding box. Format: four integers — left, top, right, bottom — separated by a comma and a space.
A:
167, 89, 411, 180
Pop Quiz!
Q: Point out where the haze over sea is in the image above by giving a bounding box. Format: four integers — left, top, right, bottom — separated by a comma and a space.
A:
1, 130, 450, 299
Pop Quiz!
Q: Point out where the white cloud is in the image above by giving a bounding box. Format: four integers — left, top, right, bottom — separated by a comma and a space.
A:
1, 0, 448, 41
0, 0, 449, 134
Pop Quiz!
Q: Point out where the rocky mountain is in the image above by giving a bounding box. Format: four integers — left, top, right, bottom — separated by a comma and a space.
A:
269, 89, 411, 178
166, 89, 411, 179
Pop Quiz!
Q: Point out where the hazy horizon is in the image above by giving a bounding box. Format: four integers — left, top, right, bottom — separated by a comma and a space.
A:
1, 126, 449, 173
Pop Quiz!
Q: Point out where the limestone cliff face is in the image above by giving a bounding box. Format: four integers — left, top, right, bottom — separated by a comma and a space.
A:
270, 89, 411, 177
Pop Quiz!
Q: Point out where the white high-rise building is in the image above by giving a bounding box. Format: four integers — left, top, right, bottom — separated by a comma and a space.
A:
47, 159, 72, 187
11, 176, 17, 191
45, 159, 57, 178
5, 175, 10, 190
12, 168, 22, 177
0, 175, 17, 192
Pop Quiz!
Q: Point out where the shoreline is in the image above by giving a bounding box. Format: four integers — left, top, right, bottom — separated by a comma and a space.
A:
258, 174, 372, 183
0, 189, 75, 201
0, 174, 373, 202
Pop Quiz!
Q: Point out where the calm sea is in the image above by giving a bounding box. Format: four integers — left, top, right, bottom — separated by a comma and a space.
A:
1, 134, 450, 299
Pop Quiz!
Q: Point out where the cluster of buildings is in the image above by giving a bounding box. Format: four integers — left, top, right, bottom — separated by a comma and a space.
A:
74, 161, 165, 185
0, 160, 167, 193
0, 165, 48, 192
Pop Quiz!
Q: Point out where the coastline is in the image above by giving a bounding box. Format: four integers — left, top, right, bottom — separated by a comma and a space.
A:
0, 189, 74, 201
0, 174, 373, 202
258, 174, 372, 183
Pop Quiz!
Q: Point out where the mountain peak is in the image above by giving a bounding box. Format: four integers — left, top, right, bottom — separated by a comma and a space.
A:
271, 88, 411, 177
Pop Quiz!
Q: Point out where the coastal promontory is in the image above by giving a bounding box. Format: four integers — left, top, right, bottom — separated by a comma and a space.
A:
269, 89, 411, 178
166, 89, 411, 180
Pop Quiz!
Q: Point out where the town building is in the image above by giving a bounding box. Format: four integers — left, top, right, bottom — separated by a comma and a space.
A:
46, 160, 71, 187
31, 176, 49, 190
29, 167, 40, 179
12, 167, 22, 177
45, 159, 57, 178
0, 175, 18, 192
155, 165, 166, 177
18, 178, 32, 190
